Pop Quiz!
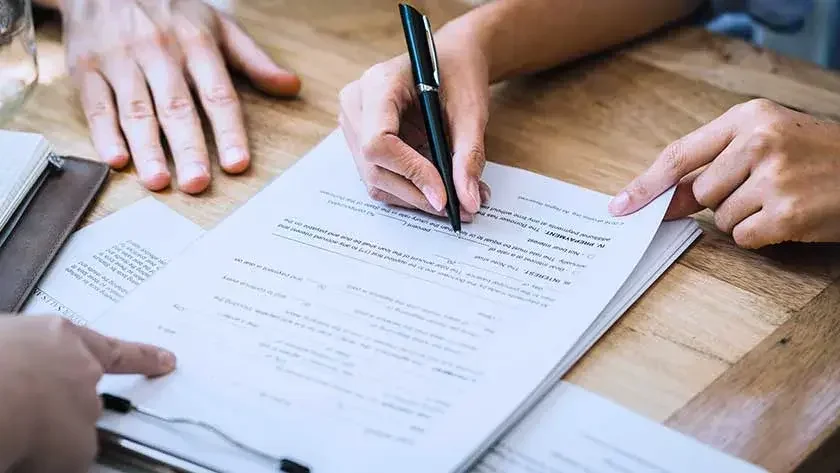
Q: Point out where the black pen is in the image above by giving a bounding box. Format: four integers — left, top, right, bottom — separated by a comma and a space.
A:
399, 3, 461, 233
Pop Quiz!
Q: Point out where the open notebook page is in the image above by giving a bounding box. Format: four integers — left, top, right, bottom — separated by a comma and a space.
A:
93, 129, 674, 473
22, 197, 203, 324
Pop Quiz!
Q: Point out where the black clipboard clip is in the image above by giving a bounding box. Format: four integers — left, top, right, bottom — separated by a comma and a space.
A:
98, 393, 311, 473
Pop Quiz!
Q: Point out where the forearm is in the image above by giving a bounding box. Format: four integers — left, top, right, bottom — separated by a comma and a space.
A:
439, 0, 704, 83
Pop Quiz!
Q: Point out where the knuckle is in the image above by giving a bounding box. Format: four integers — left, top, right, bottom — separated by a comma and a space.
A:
201, 85, 239, 108
104, 343, 123, 373
181, 27, 217, 49
401, 158, 428, 184
626, 179, 652, 204
691, 178, 715, 209
85, 100, 112, 122
659, 140, 689, 179
761, 153, 792, 187
745, 124, 783, 155
365, 166, 387, 189
367, 186, 388, 202
86, 358, 105, 380
743, 98, 780, 117
159, 96, 195, 120
122, 100, 156, 121
360, 135, 385, 162
771, 199, 803, 235
46, 316, 73, 336
464, 143, 486, 173
146, 30, 171, 50
69, 51, 99, 74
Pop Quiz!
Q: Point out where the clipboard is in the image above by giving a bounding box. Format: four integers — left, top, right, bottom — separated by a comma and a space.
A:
98, 429, 220, 473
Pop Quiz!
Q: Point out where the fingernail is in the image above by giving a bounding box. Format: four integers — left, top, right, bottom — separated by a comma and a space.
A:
221, 146, 249, 174
422, 185, 445, 212
468, 180, 481, 211
179, 163, 210, 193
479, 182, 491, 204
158, 350, 176, 371
608, 191, 630, 215
105, 146, 129, 169
140, 161, 171, 191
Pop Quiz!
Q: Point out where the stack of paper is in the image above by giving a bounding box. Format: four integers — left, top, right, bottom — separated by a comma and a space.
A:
0, 129, 54, 235
73, 130, 708, 473
23, 200, 760, 473
22, 148, 764, 472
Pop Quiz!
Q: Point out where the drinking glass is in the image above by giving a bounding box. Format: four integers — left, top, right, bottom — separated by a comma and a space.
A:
0, 0, 37, 124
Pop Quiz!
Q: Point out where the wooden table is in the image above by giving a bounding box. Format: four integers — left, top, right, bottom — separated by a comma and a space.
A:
11, 1, 840, 472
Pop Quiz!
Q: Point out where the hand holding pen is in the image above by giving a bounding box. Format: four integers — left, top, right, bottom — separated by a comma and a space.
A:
338, 4, 491, 227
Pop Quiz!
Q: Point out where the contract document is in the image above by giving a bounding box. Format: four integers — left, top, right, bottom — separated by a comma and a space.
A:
92, 130, 702, 473
17, 194, 753, 473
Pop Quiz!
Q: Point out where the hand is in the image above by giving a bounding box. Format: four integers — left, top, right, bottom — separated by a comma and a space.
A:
608, 99, 840, 248
0, 316, 176, 473
63, 0, 301, 194
338, 25, 491, 221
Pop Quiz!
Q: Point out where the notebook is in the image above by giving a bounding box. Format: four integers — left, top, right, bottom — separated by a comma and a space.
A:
0, 130, 57, 238
0, 129, 109, 312
91, 130, 702, 473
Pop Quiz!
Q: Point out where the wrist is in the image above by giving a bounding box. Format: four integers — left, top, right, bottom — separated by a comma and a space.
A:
435, 2, 513, 84
435, 12, 493, 83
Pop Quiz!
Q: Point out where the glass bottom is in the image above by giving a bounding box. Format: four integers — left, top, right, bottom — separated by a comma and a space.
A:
0, 78, 34, 125
0, 15, 38, 125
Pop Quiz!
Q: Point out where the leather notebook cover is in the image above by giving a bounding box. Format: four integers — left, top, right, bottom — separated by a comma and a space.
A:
0, 156, 109, 313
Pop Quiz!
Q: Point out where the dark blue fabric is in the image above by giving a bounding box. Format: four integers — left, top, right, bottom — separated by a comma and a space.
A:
712, 0, 814, 33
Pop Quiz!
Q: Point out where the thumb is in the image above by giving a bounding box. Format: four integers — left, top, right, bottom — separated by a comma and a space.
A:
448, 109, 488, 215
217, 14, 301, 97
75, 326, 176, 377
664, 171, 704, 220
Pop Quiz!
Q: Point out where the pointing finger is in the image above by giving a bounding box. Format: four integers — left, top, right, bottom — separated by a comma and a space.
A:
75, 326, 176, 377
609, 106, 741, 216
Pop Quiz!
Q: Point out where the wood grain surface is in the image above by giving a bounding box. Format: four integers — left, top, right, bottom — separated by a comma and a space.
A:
666, 278, 840, 472
9, 1, 840, 471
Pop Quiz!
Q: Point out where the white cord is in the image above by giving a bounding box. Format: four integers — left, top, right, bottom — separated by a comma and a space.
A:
132, 405, 281, 464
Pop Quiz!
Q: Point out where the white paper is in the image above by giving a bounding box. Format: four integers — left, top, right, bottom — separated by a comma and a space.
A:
92, 130, 675, 473
475, 382, 767, 473
0, 129, 50, 231
22, 197, 203, 326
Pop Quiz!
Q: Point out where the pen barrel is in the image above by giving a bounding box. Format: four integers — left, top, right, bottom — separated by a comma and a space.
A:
399, 3, 437, 88
418, 90, 460, 222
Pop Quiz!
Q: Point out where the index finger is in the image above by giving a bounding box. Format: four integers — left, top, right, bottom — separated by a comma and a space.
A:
358, 64, 446, 211
608, 105, 741, 216
75, 326, 176, 377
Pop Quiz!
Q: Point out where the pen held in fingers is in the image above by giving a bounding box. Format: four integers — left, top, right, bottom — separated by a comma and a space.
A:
400, 3, 461, 233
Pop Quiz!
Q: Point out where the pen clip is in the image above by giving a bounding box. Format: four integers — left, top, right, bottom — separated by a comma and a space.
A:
421, 14, 440, 88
